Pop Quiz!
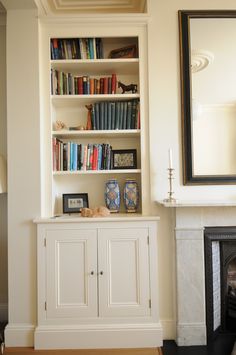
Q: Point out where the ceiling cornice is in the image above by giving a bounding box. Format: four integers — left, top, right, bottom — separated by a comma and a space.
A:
35, 0, 148, 16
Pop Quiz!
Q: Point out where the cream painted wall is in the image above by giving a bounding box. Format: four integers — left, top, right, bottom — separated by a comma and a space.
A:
148, 0, 236, 339
0, 12, 7, 321
3, 0, 236, 347
4, 7, 41, 346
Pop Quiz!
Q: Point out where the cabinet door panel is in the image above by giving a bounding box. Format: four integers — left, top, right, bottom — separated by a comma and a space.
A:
46, 229, 97, 318
98, 228, 150, 317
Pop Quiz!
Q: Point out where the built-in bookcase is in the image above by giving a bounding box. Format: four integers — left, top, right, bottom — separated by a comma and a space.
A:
40, 26, 149, 217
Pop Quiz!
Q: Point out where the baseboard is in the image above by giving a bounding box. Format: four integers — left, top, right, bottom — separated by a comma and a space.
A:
161, 319, 176, 340
35, 323, 163, 349
0, 303, 8, 322
5, 323, 35, 347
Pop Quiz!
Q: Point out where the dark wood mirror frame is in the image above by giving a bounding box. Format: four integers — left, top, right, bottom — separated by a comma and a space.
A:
179, 10, 236, 184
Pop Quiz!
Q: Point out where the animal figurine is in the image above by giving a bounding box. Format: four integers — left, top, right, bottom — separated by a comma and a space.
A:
55, 120, 67, 131
118, 81, 138, 94
81, 206, 110, 218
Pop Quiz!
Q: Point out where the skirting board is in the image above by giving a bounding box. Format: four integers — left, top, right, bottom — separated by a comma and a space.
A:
5, 323, 35, 347
34, 324, 163, 349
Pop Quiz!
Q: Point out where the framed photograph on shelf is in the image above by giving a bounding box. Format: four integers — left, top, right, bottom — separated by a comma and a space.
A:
108, 45, 137, 59
63, 193, 89, 214
111, 149, 137, 170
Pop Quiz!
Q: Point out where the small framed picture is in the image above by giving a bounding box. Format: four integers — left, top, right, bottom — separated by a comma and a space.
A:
108, 45, 137, 59
111, 149, 137, 170
63, 193, 89, 214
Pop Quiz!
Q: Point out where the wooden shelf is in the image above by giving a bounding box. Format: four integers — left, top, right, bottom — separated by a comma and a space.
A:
51, 94, 140, 107
52, 129, 141, 139
50, 58, 139, 75
53, 169, 141, 176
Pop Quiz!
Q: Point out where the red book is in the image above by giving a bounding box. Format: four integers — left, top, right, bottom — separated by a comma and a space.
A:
111, 74, 117, 94
103, 77, 108, 94
100, 78, 104, 94
78, 77, 83, 95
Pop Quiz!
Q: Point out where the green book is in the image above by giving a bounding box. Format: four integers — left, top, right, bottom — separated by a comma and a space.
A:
123, 101, 128, 129
107, 102, 112, 130
126, 100, 132, 129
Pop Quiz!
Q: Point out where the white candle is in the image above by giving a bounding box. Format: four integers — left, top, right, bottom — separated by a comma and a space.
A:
168, 148, 173, 169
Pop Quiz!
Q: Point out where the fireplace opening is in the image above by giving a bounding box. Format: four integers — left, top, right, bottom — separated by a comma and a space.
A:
204, 227, 236, 343
222, 244, 236, 332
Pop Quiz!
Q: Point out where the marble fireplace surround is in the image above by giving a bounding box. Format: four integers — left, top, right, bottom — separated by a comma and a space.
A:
173, 205, 236, 346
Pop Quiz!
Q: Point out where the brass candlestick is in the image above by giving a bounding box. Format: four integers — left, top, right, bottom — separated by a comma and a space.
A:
164, 168, 177, 203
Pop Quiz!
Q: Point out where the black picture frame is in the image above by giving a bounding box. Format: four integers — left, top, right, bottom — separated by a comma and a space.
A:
111, 149, 137, 170
63, 193, 89, 214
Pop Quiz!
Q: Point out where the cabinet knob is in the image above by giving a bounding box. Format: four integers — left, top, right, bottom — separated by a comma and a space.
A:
100, 271, 103, 275
90, 271, 94, 275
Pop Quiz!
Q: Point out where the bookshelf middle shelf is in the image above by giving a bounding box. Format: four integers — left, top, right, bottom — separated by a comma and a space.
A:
53, 169, 141, 175
52, 129, 141, 139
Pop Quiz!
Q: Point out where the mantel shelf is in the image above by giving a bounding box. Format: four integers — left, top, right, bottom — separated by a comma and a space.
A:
157, 200, 236, 207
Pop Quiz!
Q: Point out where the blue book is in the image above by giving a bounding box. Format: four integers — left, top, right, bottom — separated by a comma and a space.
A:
95, 103, 100, 130
72, 144, 78, 171
123, 101, 128, 129
111, 102, 116, 130
126, 101, 132, 129
104, 101, 108, 129
99, 102, 104, 130
107, 102, 112, 130
91, 105, 96, 130
115, 102, 120, 129
119, 101, 124, 129
88, 38, 94, 59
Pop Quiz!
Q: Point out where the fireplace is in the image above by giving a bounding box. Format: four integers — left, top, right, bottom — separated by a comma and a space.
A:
174, 206, 236, 346
205, 227, 236, 343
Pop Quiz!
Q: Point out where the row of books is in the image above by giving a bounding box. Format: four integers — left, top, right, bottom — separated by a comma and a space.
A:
51, 69, 117, 95
52, 139, 112, 171
89, 99, 140, 130
51, 38, 104, 60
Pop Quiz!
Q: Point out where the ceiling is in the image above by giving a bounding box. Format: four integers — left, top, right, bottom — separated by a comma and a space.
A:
36, 0, 147, 16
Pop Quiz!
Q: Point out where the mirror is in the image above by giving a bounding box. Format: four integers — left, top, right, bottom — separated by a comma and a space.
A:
179, 10, 236, 184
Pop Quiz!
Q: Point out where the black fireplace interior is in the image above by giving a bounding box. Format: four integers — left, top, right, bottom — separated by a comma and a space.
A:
205, 227, 236, 343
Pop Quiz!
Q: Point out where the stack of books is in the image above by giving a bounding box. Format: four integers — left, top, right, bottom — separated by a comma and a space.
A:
90, 99, 140, 130
51, 70, 117, 95
52, 139, 112, 171
50, 38, 103, 60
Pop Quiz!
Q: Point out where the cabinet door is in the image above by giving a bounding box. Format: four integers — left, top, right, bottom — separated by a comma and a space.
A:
98, 227, 150, 317
46, 228, 97, 318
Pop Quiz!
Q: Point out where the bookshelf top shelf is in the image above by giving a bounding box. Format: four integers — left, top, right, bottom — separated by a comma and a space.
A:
52, 129, 141, 139
51, 59, 139, 75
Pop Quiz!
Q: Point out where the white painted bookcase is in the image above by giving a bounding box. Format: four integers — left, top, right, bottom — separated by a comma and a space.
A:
35, 18, 162, 349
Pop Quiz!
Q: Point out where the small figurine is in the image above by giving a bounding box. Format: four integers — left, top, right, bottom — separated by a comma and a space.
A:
81, 206, 110, 218
55, 120, 67, 131
85, 104, 93, 130
118, 81, 138, 94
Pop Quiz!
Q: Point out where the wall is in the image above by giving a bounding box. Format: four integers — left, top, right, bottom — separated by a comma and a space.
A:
148, 0, 236, 340
3, 0, 236, 347
4, 6, 41, 346
0, 10, 7, 321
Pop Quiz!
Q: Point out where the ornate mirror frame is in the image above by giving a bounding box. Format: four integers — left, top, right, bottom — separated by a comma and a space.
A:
179, 10, 236, 184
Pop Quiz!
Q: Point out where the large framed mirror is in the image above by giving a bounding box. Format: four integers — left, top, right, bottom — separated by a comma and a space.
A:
179, 10, 236, 184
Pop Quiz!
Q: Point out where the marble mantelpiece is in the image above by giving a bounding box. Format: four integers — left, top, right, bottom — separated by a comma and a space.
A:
171, 205, 236, 346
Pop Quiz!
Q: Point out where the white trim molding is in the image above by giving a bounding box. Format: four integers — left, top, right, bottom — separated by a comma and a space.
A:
34, 323, 163, 349
5, 323, 35, 347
